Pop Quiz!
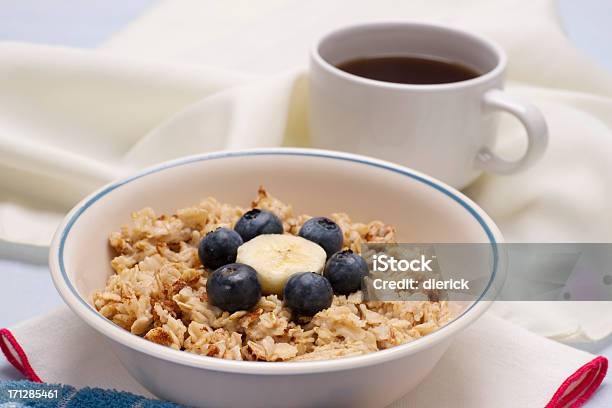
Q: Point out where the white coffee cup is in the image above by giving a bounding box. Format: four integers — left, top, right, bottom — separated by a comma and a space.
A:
309, 21, 548, 189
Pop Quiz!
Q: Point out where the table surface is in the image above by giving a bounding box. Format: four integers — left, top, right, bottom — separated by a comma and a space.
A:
0, 0, 611, 405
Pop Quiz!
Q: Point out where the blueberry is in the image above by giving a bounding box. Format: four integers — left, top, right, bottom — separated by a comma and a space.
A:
283, 272, 333, 316
234, 209, 284, 242
298, 217, 343, 258
198, 227, 243, 270
324, 250, 368, 295
206, 263, 261, 312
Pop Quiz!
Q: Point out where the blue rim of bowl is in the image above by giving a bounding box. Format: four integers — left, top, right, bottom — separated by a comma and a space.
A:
57, 149, 498, 366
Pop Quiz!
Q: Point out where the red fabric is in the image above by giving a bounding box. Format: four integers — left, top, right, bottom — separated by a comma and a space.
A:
0, 327, 608, 406
545, 356, 608, 408
0, 328, 42, 383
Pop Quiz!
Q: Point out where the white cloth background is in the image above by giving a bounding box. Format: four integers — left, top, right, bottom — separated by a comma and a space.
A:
1, 1, 612, 404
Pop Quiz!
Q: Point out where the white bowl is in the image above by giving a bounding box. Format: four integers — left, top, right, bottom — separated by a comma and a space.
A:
49, 148, 502, 408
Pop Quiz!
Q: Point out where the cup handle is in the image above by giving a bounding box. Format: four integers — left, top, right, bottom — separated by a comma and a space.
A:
475, 89, 548, 174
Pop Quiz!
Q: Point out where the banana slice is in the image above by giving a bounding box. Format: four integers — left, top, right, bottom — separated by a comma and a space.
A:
236, 234, 327, 295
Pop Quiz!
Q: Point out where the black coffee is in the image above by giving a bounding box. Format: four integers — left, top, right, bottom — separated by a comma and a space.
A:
336, 55, 480, 85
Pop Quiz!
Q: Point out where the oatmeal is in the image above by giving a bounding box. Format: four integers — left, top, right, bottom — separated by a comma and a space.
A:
93, 187, 453, 361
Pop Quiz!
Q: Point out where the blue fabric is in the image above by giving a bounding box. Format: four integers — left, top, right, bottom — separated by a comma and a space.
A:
0, 380, 186, 407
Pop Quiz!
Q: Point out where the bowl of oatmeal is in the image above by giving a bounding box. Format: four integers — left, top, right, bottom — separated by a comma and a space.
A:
49, 148, 503, 408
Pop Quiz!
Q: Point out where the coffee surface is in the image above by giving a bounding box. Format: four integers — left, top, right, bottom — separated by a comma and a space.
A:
336, 55, 480, 85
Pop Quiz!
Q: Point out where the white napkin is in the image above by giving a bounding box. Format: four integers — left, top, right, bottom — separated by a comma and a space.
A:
2, 308, 604, 408
103, 0, 612, 97
1, 0, 612, 343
